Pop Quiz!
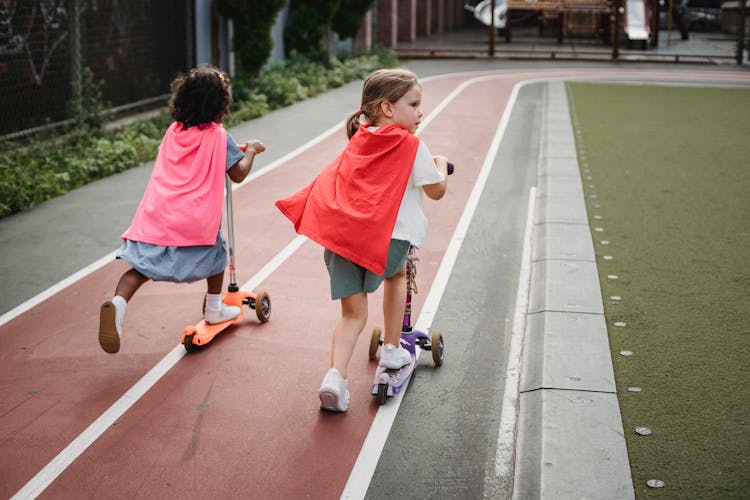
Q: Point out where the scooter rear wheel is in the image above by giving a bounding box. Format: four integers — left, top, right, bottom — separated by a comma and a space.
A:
376, 383, 388, 405
369, 327, 382, 360
253, 291, 271, 323
431, 331, 444, 366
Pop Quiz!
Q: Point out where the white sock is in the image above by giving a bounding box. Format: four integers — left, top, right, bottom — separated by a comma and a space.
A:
111, 295, 127, 332
206, 293, 222, 310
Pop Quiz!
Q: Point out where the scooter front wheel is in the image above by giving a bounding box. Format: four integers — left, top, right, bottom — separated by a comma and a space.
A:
376, 383, 388, 405
253, 291, 271, 323
369, 327, 382, 360
431, 331, 444, 366
183, 333, 204, 354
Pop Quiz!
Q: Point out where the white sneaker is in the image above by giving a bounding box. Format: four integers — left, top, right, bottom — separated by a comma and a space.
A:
319, 368, 349, 412
379, 343, 412, 369
99, 299, 123, 354
205, 303, 241, 324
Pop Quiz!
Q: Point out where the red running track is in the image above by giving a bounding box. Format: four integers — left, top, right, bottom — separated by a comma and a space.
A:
1, 68, 747, 499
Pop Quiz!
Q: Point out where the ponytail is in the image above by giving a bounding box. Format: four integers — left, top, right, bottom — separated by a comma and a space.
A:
346, 110, 362, 140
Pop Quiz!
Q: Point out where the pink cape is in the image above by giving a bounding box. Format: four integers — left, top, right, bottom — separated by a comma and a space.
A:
275, 124, 419, 275
122, 122, 228, 246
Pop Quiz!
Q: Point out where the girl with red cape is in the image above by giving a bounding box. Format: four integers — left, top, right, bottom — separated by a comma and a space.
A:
276, 69, 449, 412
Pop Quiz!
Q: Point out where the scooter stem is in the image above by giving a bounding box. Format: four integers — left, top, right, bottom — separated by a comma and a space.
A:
225, 176, 239, 292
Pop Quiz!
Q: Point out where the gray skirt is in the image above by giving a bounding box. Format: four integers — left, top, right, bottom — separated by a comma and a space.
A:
324, 239, 410, 300
116, 232, 228, 283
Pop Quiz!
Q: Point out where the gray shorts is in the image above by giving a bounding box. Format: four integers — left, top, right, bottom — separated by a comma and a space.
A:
324, 239, 410, 300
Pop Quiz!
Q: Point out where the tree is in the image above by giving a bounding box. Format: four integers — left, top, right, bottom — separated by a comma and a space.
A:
284, 0, 340, 62
332, 0, 374, 41
216, 0, 287, 76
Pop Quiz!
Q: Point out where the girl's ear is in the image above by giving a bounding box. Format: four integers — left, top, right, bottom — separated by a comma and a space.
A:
380, 100, 393, 118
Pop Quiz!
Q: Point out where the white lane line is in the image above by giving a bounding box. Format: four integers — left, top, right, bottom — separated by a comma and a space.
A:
12, 345, 185, 500
494, 186, 536, 481
11, 235, 307, 500
340, 77, 523, 500
0, 251, 118, 328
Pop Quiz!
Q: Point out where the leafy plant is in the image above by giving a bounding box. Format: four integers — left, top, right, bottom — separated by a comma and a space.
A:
216, 0, 288, 77
332, 0, 375, 41
67, 67, 112, 131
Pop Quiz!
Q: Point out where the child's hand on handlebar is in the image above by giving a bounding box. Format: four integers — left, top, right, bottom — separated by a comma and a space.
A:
432, 155, 454, 176
242, 140, 266, 155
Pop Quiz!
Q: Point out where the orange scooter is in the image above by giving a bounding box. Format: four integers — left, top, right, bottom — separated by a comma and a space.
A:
181, 145, 271, 353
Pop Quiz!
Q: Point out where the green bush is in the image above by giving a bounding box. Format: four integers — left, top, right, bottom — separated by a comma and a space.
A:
225, 91, 271, 127
216, 0, 287, 77
0, 49, 396, 218
332, 0, 375, 41
284, 0, 338, 61
284, 0, 374, 62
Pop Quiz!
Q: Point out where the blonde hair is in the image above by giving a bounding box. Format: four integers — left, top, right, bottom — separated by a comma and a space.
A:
346, 68, 419, 139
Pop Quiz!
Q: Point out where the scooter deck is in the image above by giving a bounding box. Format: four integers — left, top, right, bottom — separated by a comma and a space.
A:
181, 290, 256, 349
182, 311, 245, 347
371, 357, 416, 397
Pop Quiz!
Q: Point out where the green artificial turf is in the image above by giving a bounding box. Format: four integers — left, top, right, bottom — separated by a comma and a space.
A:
566, 82, 750, 498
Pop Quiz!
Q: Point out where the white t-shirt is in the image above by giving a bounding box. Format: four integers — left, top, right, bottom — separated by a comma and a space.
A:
391, 140, 445, 248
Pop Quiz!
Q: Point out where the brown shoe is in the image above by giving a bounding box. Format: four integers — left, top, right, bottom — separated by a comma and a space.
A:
99, 301, 121, 354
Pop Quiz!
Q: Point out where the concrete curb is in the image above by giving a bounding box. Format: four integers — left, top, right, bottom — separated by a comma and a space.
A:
513, 82, 634, 499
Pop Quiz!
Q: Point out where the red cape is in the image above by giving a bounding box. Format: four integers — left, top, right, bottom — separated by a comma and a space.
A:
275, 124, 419, 275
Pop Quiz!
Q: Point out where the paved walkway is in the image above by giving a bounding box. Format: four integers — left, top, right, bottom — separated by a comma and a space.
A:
1, 61, 749, 499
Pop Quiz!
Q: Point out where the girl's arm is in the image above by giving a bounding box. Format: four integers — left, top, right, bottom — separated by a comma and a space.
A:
228, 140, 266, 183
422, 155, 449, 200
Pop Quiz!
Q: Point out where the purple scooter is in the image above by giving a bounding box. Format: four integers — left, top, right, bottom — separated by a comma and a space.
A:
368, 162, 453, 405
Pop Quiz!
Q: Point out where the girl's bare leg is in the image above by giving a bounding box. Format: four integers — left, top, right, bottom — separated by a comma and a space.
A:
100, 268, 147, 353
206, 271, 224, 295
330, 292, 368, 379
382, 266, 406, 347
115, 268, 149, 301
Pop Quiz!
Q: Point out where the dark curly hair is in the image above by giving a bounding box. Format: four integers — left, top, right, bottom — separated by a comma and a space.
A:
169, 65, 232, 128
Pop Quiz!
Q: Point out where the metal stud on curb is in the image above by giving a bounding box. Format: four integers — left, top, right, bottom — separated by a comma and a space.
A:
647, 479, 665, 488
635, 426, 652, 436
